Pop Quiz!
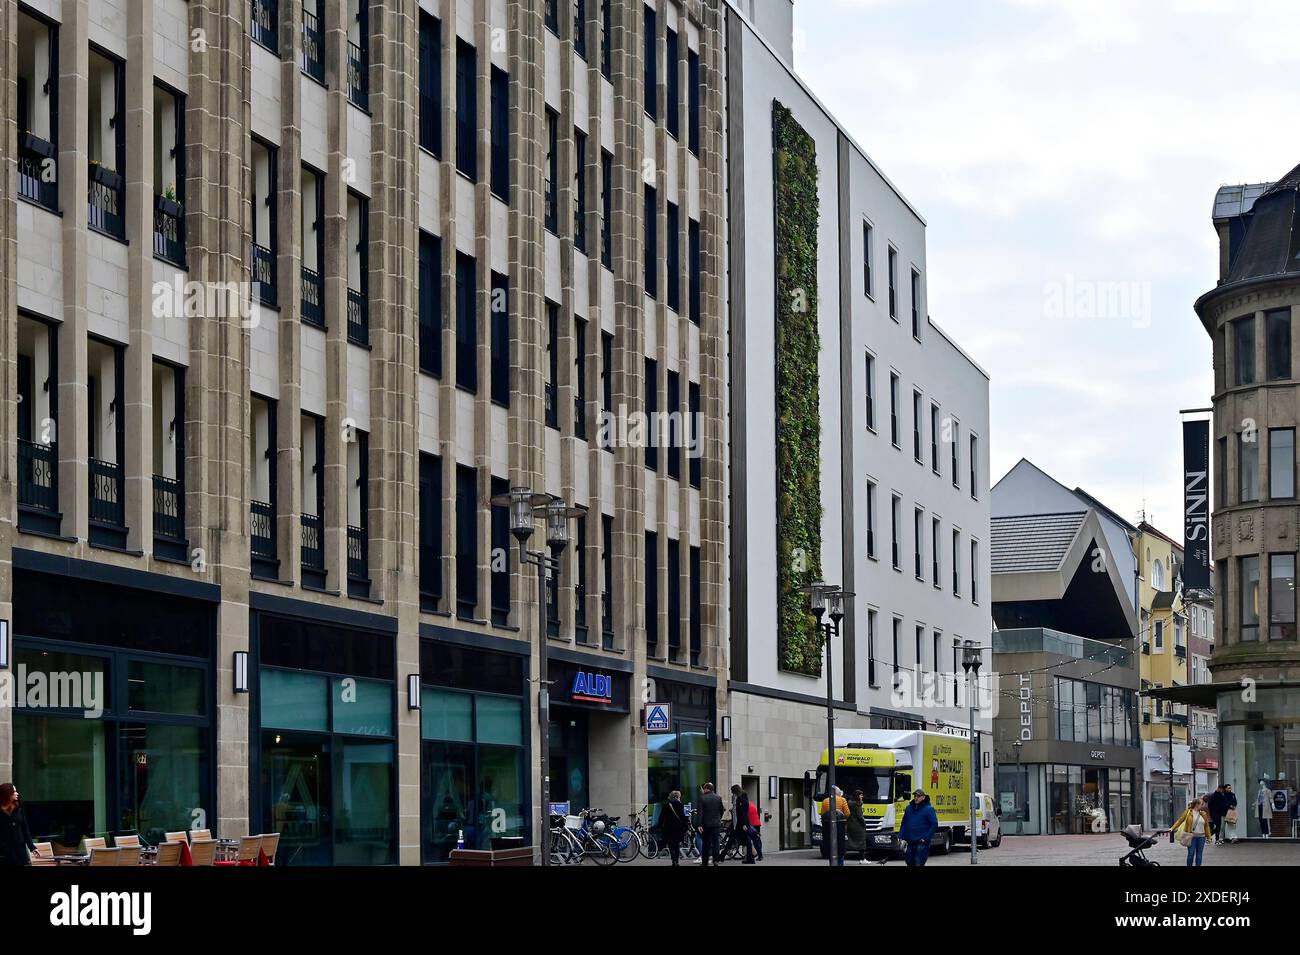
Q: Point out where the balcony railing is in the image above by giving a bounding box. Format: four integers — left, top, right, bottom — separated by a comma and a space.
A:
347, 524, 368, 581
88, 457, 124, 527
347, 288, 368, 345
252, 243, 277, 307
152, 474, 185, 541
251, 500, 277, 561
301, 8, 324, 83
301, 512, 325, 572
88, 164, 125, 239
18, 438, 57, 512
250, 0, 279, 52
18, 133, 57, 209
153, 195, 185, 266
1175, 644, 1187, 658
302, 266, 324, 327
347, 41, 368, 110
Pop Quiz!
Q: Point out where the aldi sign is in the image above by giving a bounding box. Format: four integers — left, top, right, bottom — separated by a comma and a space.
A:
644, 703, 672, 732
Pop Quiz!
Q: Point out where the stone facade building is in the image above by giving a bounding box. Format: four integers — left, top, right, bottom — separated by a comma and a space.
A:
1, 0, 727, 864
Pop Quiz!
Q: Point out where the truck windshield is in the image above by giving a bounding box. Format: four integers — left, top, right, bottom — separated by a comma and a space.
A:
816, 767, 892, 804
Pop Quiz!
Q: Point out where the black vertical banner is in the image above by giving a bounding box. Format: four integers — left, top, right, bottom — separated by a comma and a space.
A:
1182, 418, 1210, 590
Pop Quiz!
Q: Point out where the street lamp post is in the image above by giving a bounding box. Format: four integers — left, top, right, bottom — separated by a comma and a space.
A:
960, 639, 983, 865
489, 486, 584, 867
1013, 739, 1024, 836
802, 580, 852, 868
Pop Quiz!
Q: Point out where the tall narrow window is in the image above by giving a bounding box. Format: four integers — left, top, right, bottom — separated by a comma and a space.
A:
152, 83, 186, 266
644, 358, 658, 471
601, 0, 612, 80
911, 268, 922, 339
1270, 428, 1294, 499
601, 150, 614, 269
1267, 307, 1291, 380
545, 0, 559, 33
865, 353, 876, 431
865, 481, 877, 559
914, 507, 924, 579
930, 402, 940, 473
689, 218, 701, 325
689, 545, 702, 666
892, 618, 901, 677
643, 5, 657, 120
912, 390, 922, 462
666, 201, 680, 312
574, 316, 588, 439
1270, 554, 1296, 640
456, 465, 478, 619
490, 66, 509, 201
665, 27, 679, 139
419, 452, 443, 611
1240, 555, 1260, 641
345, 190, 367, 343
931, 517, 941, 587
1217, 436, 1228, 507
251, 139, 279, 307
419, 12, 442, 156
1239, 431, 1259, 502
970, 539, 979, 603
667, 370, 681, 481
574, 127, 588, 252
574, 0, 588, 59
88, 48, 126, 240
891, 494, 901, 570
545, 109, 558, 234
688, 48, 700, 155
1233, 316, 1255, 385
490, 272, 509, 406
952, 528, 961, 595
645, 531, 659, 654
915, 626, 924, 673
688, 381, 701, 489
867, 610, 878, 687
546, 301, 559, 430
490, 475, 510, 626
419, 231, 442, 376
951, 419, 960, 489
862, 221, 873, 297
888, 247, 898, 321
601, 330, 614, 453
345, 0, 368, 108
575, 513, 589, 641
644, 184, 658, 298
890, 373, 900, 447
16, 8, 59, 211
970, 434, 979, 500
602, 513, 615, 648
455, 39, 477, 180
667, 538, 681, 659
301, 166, 325, 327
456, 252, 477, 393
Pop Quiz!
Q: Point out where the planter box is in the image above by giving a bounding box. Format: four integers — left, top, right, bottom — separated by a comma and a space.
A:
446, 847, 533, 867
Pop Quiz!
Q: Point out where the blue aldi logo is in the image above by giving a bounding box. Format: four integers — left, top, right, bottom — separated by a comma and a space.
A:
570, 670, 613, 704
645, 703, 672, 732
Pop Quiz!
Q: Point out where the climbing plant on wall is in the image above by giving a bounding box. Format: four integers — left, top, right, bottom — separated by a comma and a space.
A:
772, 100, 824, 676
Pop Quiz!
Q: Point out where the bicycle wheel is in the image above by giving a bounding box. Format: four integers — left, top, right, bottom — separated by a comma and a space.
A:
644, 833, 660, 859
588, 832, 620, 866
549, 828, 575, 865
613, 827, 641, 862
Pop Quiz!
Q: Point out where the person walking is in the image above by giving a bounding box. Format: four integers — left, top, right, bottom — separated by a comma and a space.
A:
730, 785, 756, 864
898, 789, 938, 867
1173, 797, 1212, 866
696, 783, 725, 867
746, 793, 764, 862
820, 785, 849, 866
1220, 784, 1239, 844
846, 789, 868, 863
0, 784, 30, 867
659, 790, 689, 866
1206, 784, 1226, 845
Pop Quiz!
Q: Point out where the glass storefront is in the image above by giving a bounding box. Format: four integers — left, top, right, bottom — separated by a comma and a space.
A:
996, 763, 1135, 835
256, 612, 396, 865
550, 709, 590, 813
12, 572, 214, 852
644, 679, 716, 828
420, 641, 529, 863
1219, 687, 1300, 838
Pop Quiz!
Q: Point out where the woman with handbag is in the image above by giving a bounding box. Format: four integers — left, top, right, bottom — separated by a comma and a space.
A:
1172, 797, 1212, 866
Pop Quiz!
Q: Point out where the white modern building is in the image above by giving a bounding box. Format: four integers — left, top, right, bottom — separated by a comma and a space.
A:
720, 1, 993, 852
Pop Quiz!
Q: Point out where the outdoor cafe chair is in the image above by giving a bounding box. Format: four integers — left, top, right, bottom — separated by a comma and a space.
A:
83, 837, 107, 852
153, 842, 183, 867
88, 847, 120, 866
164, 831, 190, 844
214, 835, 263, 866
188, 839, 217, 866
190, 828, 212, 841
117, 846, 142, 866
257, 832, 280, 864
114, 834, 141, 848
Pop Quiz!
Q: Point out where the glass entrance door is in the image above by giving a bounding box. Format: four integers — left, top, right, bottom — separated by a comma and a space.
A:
264, 732, 332, 866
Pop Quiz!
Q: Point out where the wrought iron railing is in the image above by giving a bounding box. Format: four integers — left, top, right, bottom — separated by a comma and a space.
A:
250, 0, 279, 52
300, 7, 324, 82
301, 266, 324, 327
89, 457, 124, 527
347, 40, 368, 110
347, 523, 368, 581
347, 287, 368, 345
152, 474, 185, 541
19, 133, 57, 209
18, 438, 57, 512
251, 500, 276, 560
88, 164, 125, 239
153, 195, 185, 265
252, 242, 277, 307
301, 512, 325, 571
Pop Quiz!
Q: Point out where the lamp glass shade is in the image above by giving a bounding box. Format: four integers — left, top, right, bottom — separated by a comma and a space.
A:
826, 589, 846, 621
806, 580, 827, 614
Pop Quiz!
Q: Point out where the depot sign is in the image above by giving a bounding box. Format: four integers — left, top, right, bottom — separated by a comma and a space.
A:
1018, 673, 1033, 741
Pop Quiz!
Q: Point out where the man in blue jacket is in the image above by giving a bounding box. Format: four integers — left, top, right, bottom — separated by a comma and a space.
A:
898, 788, 938, 867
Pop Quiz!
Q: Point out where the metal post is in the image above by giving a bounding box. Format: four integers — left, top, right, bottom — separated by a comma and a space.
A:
1015, 740, 1024, 836
969, 672, 979, 865
533, 547, 552, 867
824, 619, 837, 868
1167, 719, 1176, 841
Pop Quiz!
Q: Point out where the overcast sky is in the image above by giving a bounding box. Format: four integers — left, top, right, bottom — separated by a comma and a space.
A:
792, 0, 1300, 539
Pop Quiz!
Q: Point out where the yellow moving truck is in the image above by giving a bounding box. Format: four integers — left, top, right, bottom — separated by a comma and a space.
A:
808, 729, 973, 857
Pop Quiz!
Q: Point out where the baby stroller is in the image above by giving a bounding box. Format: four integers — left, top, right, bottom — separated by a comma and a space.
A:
1118, 824, 1160, 866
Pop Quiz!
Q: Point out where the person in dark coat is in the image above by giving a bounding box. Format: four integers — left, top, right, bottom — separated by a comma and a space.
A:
1220, 784, 1239, 844
0, 784, 30, 867
1206, 785, 1226, 844
898, 789, 938, 867
846, 790, 868, 862
659, 790, 689, 866
696, 783, 725, 866
730, 785, 756, 864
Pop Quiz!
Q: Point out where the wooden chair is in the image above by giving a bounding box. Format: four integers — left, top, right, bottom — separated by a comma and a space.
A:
116, 845, 142, 866
83, 837, 108, 852
153, 841, 183, 867
163, 831, 190, 844
189, 828, 212, 841
214, 835, 262, 866
114, 834, 141, 848
188, 839, 217, 866
257, 832, 280, 865
31, 842, 56, 867
88, 847, 120, 866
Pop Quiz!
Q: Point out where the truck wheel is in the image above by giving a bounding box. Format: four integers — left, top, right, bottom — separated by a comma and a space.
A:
935, 831, 952, 855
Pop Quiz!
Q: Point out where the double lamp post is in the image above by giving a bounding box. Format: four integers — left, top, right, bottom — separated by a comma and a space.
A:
802, 579, 852, 868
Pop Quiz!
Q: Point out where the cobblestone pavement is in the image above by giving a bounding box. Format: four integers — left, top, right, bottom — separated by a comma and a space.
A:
638, 834, 1300, 866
